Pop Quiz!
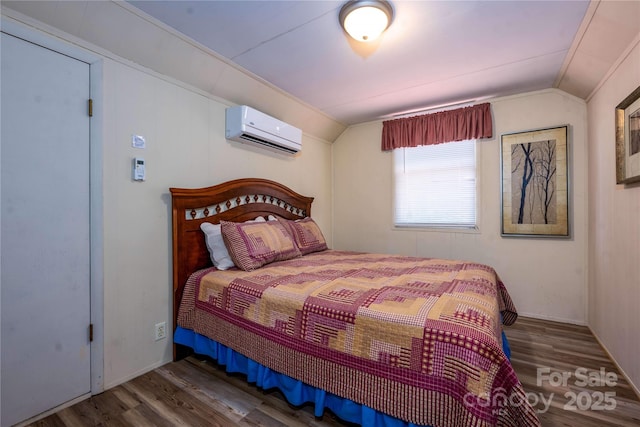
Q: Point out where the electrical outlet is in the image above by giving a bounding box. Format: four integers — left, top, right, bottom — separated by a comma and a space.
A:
155, 322, 166, 341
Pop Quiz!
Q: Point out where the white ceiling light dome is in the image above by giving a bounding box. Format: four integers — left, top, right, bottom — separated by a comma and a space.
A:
339, 0, 394, 42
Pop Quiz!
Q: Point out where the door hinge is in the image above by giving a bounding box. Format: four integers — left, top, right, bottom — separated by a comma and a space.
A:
89, 324, 94, 342
88, 98, 93, 117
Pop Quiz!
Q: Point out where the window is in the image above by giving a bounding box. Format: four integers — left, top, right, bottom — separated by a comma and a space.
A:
393, 140, 477, 228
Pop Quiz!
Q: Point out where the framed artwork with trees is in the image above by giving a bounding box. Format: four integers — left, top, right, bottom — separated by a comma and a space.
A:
501, 125, 569, 238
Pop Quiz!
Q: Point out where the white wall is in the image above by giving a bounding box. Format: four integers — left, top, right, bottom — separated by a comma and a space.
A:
1, 11, 334, 391
1, 1, 346, 142
100, 60, 332, 388
8, 0, 636, 399
587, 37, 640, 393
333, 89, 588, 325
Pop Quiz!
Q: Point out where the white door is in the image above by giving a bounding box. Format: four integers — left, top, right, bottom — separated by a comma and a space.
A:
1, 32, 91, 426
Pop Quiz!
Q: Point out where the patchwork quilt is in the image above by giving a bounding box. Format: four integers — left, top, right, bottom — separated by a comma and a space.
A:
177, 250, 540, 427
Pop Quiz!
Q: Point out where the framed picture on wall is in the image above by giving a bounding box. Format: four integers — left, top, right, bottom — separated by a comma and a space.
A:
500, 125, 569, 238
615, 85, 640, 184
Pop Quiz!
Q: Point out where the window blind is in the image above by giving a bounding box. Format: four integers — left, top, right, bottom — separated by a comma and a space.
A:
394, 140, 476, 228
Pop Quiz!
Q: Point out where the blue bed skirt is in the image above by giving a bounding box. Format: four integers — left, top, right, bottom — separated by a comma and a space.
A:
174, 326, 512, 427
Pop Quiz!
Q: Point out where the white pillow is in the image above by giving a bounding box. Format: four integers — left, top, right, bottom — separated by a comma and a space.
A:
200, 216, 266, 270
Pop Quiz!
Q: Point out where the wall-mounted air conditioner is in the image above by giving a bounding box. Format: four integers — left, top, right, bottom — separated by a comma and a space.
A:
225, 105, 302, 155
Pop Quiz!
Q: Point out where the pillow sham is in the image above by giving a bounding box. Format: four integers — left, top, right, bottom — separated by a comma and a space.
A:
278, 217, 328, 255
220, 219, 301, 271
200, 216, 265, 270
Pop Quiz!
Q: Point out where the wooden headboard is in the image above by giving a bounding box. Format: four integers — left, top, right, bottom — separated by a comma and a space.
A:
169, 178, 313, 356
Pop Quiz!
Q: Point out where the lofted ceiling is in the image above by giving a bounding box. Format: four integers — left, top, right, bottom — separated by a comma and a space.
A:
3, 1, 638, 134
126, 0, 639, 125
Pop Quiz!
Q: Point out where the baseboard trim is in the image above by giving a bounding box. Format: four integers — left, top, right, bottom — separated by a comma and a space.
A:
103, 358, 171, 391
14, 393, 91, 427
517, 311, 587, 326
13, 359, 172, 426
588, 327, 640, 401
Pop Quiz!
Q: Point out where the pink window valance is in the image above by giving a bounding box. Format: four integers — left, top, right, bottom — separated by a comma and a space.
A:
381, 103, 493, 151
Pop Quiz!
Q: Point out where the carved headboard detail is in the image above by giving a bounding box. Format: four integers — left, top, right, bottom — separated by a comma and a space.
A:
169, 178, 314, 356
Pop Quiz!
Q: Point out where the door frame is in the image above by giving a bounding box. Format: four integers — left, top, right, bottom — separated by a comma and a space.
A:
1, 15, 105, 400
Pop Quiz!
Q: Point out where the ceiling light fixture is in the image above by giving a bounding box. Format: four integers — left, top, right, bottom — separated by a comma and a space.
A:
339, 0, 394, 43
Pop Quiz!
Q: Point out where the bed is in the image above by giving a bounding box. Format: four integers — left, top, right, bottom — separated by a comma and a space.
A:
170, 178, 540, 427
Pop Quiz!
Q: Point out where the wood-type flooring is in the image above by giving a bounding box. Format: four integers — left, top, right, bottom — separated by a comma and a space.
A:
26, 317, 640, 426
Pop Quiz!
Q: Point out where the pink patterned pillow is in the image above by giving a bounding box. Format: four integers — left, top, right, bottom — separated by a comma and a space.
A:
278, 217, 328, 255
220, 220, 301, 271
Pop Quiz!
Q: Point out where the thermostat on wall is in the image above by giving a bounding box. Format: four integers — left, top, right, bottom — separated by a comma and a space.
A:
133, 157, 145, 181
